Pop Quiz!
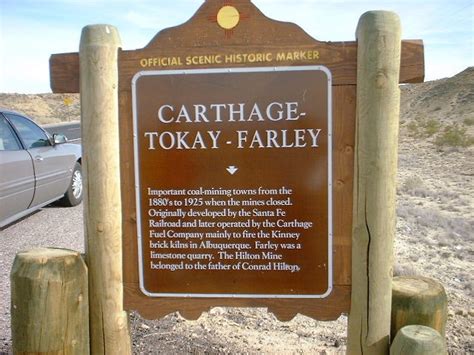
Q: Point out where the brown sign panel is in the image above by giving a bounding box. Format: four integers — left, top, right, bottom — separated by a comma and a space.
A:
132, 66, 332, 298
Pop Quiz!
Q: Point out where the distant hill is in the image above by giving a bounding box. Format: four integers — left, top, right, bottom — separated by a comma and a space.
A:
0, 93, 80, 125
398, 67, 473, 147
401, 67, 474, 125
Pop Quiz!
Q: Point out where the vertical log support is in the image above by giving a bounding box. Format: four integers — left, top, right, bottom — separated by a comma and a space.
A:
11, 248, 89, 354
79, 25, 131, 354
347, 11, 402, 354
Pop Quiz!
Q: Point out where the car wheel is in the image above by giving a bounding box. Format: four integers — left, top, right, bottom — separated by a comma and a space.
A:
59, 162, 83, 207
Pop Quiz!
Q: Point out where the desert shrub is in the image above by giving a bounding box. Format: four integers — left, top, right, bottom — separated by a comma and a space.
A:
406, 121, 419, 137
435, 232, 451, 247
397, 205, 458, 233
463, 117, 474, 126
434, 124, 474, 147
405, 119, 441, 138
400, 175, 425, 195
422, 118, 442, 137
446, 217, 473, 240
465, 281, 474, 297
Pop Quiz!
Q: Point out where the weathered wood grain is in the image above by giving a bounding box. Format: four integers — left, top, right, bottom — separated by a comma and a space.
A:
391, 276, 448, 339
11, 248, 89, 354
80, 24, 131, 355
390, 325, 447, 355
50, 39, 423, 93
120, 84, 354, 319
347, 11, 401, 355
123, 283, 351, 321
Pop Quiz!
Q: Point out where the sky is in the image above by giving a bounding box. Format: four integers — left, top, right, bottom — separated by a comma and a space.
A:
0, 0, 472, 93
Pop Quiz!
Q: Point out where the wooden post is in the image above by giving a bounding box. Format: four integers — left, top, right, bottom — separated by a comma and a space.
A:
347, 11, 402, 354
391, 276, 448, 339
79, 25, 131, 354
390, 325, 447, 355
11, 248, 89, 354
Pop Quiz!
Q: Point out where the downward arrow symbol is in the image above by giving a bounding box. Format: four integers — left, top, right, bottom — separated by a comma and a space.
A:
226, 166, 238, 175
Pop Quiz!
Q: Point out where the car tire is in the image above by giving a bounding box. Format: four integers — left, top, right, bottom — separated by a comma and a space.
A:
59, 162, 83, 207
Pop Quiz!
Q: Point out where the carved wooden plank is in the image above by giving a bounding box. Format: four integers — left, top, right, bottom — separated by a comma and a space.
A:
123, 283, 350, 321
50, 52, 79, 93
50, 39, 423, 93
121, 85, 355, 319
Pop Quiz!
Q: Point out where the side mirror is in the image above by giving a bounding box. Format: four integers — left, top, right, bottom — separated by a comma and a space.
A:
53, 134, 68, 145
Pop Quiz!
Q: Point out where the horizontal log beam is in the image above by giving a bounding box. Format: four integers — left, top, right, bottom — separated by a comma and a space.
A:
50, 39, 423, 93
50, 52, 79, 94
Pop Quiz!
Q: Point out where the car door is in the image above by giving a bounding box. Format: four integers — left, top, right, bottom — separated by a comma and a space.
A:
5, 114, 73, 207
0, 114, 35, 224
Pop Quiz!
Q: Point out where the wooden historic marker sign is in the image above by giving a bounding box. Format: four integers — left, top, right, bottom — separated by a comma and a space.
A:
132, 66, 332, 297
50, 0, 423, 320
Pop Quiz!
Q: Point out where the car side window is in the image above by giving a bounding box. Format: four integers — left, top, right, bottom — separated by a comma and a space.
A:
0, 115, 21, 151
5, 114, 51, 149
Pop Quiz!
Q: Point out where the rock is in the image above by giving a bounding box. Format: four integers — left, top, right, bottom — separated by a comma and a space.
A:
209, 307, 225, 316
455, 309, 468, 317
